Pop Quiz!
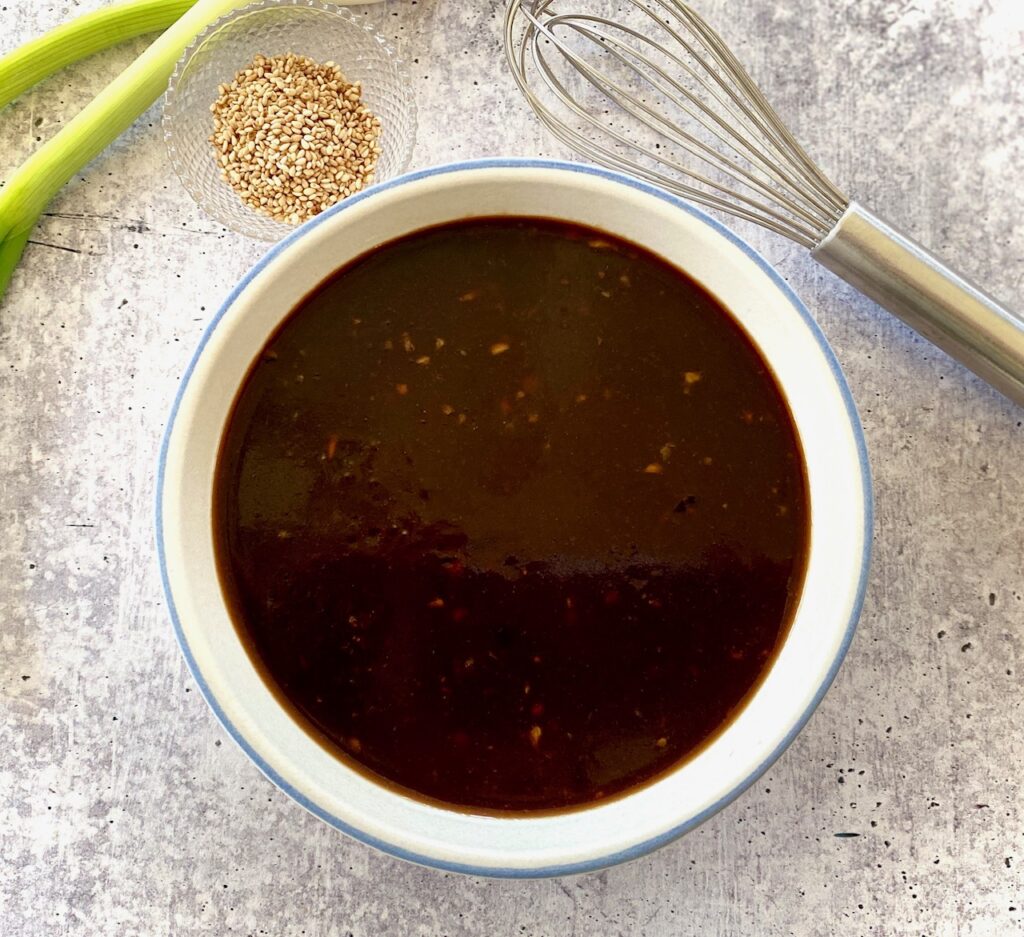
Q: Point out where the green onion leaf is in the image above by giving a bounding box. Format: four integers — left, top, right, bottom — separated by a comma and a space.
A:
0, 0, 245, 304
0, 0, 197, 111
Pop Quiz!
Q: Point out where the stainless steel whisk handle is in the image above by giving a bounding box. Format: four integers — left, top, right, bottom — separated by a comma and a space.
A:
813, 203, 1024, 408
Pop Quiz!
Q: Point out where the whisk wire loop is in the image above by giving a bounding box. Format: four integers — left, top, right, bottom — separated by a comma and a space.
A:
544, 17, 835, 233
505, 0, 848, 247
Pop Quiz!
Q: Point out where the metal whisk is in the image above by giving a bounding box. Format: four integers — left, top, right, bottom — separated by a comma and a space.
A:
504, 0, 1024, 408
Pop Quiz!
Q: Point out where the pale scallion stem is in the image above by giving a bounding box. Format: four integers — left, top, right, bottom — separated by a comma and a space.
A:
0, 0, 197, 111
0, 0, 245, 304
0, 231, 31, 298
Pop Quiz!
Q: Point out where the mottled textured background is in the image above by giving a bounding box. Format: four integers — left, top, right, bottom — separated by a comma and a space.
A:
2, 1, 1023, 934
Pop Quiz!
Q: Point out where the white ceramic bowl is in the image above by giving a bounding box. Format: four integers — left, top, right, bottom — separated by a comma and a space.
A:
157, 159, 871, 878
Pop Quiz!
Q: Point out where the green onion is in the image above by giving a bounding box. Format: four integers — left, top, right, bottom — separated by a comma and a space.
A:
0, 0, 196, 111
0, 0, 244, 304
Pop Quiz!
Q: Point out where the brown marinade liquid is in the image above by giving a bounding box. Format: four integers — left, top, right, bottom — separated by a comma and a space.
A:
214, 218, 809, 812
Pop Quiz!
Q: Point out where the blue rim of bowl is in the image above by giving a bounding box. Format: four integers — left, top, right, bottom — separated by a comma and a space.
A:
155, 157, 873, 879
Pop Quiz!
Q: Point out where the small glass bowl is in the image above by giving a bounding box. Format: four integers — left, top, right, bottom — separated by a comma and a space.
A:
163, 0, 416, 241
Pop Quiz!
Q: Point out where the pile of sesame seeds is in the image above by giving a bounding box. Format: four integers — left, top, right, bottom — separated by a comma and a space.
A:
210, 52, 382, 225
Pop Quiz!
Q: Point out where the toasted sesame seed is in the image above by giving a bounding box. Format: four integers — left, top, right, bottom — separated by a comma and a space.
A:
210, 52, 383, 224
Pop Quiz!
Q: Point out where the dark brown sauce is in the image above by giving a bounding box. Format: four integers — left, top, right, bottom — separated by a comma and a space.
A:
213, 217, 809, 813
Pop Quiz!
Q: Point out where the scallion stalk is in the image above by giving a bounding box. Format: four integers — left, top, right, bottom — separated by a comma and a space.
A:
0, 0, 245, 304
0, 0, 197, 112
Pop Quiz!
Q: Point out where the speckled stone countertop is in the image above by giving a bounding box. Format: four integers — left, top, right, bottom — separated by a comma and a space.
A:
2, 1, 1023, 934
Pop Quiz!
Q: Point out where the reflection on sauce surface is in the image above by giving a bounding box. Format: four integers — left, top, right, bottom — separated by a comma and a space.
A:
214, 218, 809, 811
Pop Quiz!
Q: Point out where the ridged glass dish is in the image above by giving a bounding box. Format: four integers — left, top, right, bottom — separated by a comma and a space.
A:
163, 0, 416, 241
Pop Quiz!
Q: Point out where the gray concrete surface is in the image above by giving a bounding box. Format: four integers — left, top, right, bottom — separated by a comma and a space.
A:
2, 1, 1023, 934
